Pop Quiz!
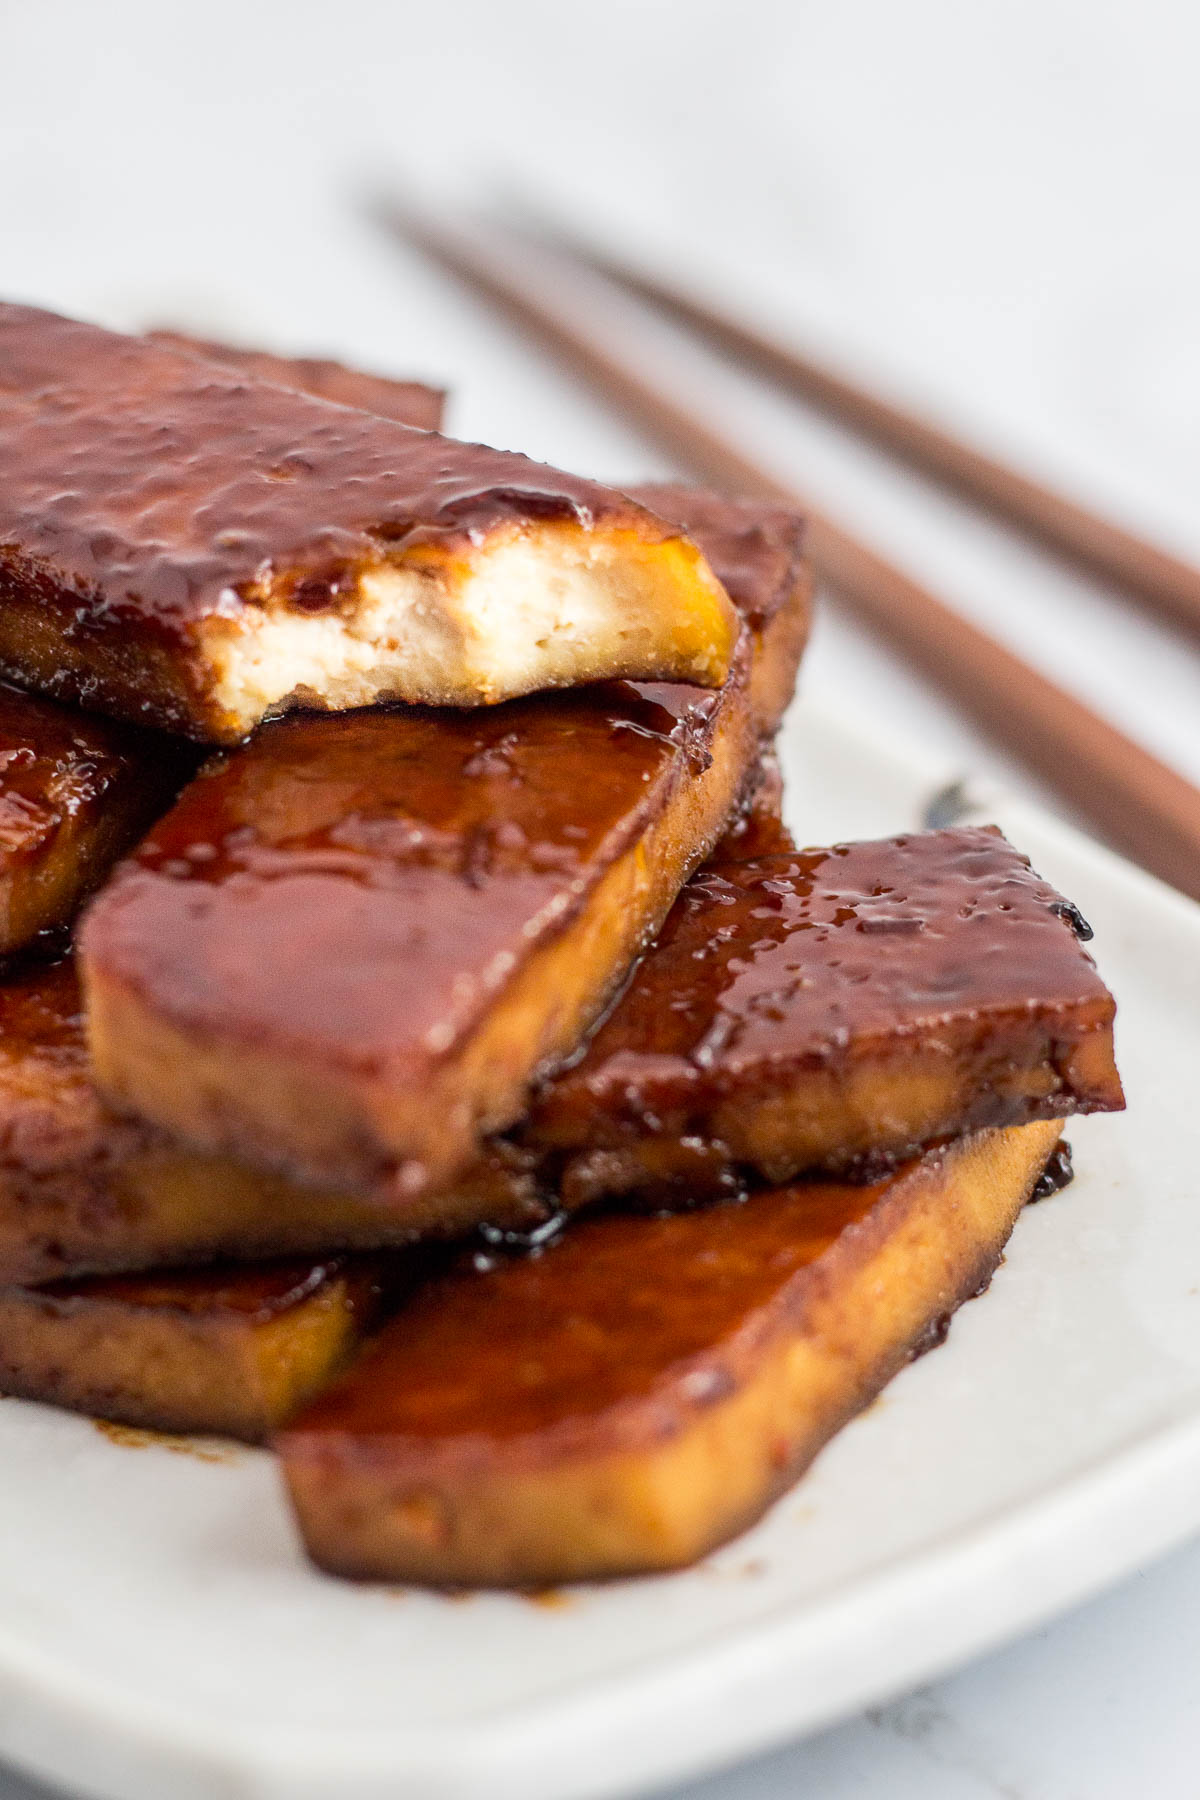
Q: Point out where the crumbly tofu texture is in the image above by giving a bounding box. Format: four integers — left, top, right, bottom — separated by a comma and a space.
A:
0, 304, 741, 741
2, 504, 808, 1276
279, 1121, 1064, 1587
80, 484, 790, 1201
207, 522, 737, 740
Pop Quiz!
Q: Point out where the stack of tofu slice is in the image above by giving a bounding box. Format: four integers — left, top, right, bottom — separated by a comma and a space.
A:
0, 303, 1124, 1587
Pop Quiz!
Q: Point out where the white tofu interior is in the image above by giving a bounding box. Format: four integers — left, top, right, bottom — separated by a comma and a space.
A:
206, 526, 725, 737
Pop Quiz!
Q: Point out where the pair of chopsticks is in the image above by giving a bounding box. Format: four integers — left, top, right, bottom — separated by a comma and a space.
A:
369, 193, 1200, 904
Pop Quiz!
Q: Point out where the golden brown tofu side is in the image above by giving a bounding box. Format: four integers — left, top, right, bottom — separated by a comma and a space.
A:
78, 491, 809, 1202
525, 826, 1125, 1208
0, 488, 808, 1281
0, 957, 546, 1287
0, 304, 738, 740
279, 1120, 1065, 1587
0, 1257, 396, 1442
81, 661, 762, 1198
716, 750, 794, 858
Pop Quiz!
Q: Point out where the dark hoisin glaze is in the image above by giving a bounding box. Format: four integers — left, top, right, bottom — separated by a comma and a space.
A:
147, 330, 445, 432
0, 302, 672, 634
525, 826, 1124, 1186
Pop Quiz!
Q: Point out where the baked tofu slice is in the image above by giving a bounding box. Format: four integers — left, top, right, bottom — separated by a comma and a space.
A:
0, 818, 1116, 1284
0, 1256, 393, 1442
0, 303, 738, 741
0, 957, 545, 1286
525, 826, 1125, 1208
3, 818, 1118, 1288
146, 330, 446, 431
0, 759, 791, 1287
279, 1119, 1065, 1586
0, 491, 807, 1280
0, 684, 193, 953
79, 496, 809, 1201
80, 667, 759, 1199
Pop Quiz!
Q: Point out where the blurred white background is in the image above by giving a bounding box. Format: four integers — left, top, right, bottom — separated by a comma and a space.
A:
4, 0, 1197, 800
1, 2, 1198, 1795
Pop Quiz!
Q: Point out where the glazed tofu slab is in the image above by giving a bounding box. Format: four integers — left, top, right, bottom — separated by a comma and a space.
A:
79, 492, 810, 1201
0, 304, 738, 740
524, 826, 1124, 1208
279, 1121, 1065, 1586
0, 1255, 395, 1442
0, 333, 437, 950
0, 817, 1119, 1282
81, 656, 765, 1198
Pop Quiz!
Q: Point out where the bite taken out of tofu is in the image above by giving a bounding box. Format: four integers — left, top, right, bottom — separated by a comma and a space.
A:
279, 1120, 1066, 1587
0, 304, 739, 741
0, 491, 806, 1285
79, 490, 810, 1203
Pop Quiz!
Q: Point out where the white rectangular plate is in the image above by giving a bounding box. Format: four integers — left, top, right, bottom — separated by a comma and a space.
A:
0, 702, 1197, 1800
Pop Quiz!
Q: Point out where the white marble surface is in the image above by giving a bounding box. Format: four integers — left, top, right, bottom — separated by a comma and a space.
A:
665, 1538, 1200, 1800
0, 1, 1197, 1793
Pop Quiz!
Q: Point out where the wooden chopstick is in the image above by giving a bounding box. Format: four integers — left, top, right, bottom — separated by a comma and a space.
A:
369, 194, 1200, 903
503, 206, 1200, 645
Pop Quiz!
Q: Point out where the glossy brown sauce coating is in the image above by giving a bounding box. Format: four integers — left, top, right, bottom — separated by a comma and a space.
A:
82, 668, 732, 1073
37, 1257, 358, 1321
147, 331, 445, 431
80, 477, 807, 1084
0, 950, 85, 1058
528, 826, 1120, 1140
0, 680, 195, 951
1029, 1138, 1074, 1201
292, 1177, 886, 1445
0, 685, 129, 860
0, 302, 673, 636
2, 488, 808, 1254
0, 682, 181, 863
